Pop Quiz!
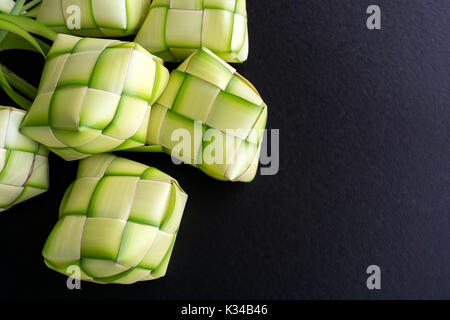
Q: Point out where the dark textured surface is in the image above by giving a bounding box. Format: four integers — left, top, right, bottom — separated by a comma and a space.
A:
0, 0, 449, 299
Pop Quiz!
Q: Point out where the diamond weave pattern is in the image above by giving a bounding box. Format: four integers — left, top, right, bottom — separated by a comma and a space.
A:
147, 48, 267, 182
135, 0, 249, 62
21, 34, 169, 161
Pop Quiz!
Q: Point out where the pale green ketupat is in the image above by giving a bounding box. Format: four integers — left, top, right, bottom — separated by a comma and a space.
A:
42, 154, 188, 284
133, 48, 267, 182
0, 0, 15, 14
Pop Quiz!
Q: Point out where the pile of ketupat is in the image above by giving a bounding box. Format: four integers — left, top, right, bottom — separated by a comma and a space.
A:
0, 0, 267, 284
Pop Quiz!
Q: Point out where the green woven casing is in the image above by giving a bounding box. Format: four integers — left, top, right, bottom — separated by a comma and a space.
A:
135, 0, 249, 62
37, 0, 151, 37
143, 48, 267, 182
42, 154, 188, 284
21, 34, 169, 161
0, 0, 15, 13
0, 107, 49, 212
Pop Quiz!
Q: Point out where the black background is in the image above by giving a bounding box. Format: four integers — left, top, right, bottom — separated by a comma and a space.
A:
0, 0, 449, 300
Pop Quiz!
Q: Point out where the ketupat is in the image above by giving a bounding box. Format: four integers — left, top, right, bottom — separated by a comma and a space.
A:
135, 0, 249, 63
135, 48, 267, 182
36, 0, 151, 37
20, 33, 169, 161
42, 154, 188, 284
0, 0, 15, 14
0, 106, 49, 212
0, 12, 59, 109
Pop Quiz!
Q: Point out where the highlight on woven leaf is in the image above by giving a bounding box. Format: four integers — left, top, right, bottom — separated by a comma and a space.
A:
0, 107, 49, 212
42, 154, 188, 284
135, 0, 249, 63
36, 0, 151, 37
20, 34, 170, 161
140, 48, 267, 182
0, 0, 15, 14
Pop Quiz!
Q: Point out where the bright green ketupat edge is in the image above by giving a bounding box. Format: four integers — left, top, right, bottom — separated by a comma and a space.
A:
42, 154, 188, 284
